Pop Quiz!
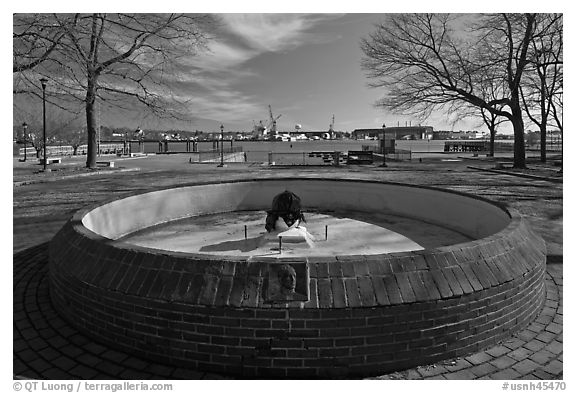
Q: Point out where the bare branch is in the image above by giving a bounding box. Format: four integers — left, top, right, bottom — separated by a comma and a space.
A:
13, 13, 218, 168
361, 13, 547, 168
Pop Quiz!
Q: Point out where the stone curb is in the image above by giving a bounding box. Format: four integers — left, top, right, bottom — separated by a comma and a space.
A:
13, 168, 141, 187
467, 166, 562, 184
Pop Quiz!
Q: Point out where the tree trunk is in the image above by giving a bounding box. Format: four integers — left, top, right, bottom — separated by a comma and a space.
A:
489, 127, 495, 157
539, 123, 547, 163
510, 90, 526, 169
511, 111, 526, 169
540, 76, 547, 163
85, 76, 98, 168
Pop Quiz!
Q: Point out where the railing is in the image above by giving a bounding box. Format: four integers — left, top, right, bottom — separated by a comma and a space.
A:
267, 151, 347, 166
444, 141, 492, 152
267, 149, 413, 166
389, 149, 411, 161
30, 143, 124, 156
526, 141, 563, 152
361, 145, 412, 161
192, 147, 245, 163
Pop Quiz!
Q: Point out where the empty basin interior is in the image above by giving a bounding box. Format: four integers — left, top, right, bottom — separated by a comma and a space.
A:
81, 179, 511, 250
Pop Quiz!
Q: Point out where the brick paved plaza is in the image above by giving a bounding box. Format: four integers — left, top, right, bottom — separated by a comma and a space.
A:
13, 154, 563, 379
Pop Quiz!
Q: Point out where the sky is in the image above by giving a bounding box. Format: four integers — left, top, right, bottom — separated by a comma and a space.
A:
121, 13, 487, 134
10, 7, 567, 135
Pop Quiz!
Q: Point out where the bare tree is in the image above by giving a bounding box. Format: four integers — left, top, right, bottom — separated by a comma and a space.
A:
360, 13, 541, 168
550, 79, 563, 134
18, 105, 101, 158
13, 14, 65, 74
520, 14, 563, 163
14, 13, 217, 168
480, 108, 507, 157
472, 59, 509, 157
13, 13, 69, 105
50, 115, 86, 156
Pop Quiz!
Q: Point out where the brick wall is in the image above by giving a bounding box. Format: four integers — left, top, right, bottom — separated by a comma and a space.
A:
49, 205, 546, 378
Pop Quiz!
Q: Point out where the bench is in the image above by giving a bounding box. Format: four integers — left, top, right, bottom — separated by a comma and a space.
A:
347, 151, 374, 165
40, 157, 62, 165
494, 162, 513, 169
96, 161, 115, 168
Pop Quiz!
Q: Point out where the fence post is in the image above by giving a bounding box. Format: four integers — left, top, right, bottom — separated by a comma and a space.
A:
334, 151, 340, 167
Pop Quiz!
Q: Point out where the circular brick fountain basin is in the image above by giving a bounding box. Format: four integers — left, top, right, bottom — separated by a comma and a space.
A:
49, 178, 547, 378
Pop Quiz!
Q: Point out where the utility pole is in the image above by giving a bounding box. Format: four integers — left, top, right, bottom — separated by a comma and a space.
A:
97, 99, 101, 156
40, 78, 48, 171
21, 122, 28, 162
380, 123, 387, 167
217, 124, 225, 167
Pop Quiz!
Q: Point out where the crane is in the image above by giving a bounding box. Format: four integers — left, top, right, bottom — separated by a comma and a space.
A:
328, 115, 335, 139
267, 105, 282, 136
252, 120, 267, 139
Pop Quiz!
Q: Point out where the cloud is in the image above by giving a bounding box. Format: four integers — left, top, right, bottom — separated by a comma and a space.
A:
220, 14, 342, 53
187, 96, 262, 121
163, 14, 345, 125
168, 84, 264, 123
183, 14, 341, 72
183, 40, 258, 72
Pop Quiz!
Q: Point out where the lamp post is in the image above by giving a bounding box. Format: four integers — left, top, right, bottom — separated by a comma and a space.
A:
40, 78, 48, 171
217, 124, 225, 167
380, 123, 387, 167
21, 122, 28, 162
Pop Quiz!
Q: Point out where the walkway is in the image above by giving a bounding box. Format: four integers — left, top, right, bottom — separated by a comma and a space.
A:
12, 243, 563, 379
13, 155, 562, 379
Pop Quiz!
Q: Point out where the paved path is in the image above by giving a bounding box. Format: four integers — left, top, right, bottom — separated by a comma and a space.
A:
13, 243, 562, 380
372, 264, 563, 380
13, 156, 562, 379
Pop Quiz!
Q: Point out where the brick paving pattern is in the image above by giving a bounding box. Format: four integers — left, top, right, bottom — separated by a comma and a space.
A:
13, 243, 231, 380
14, 243, 562, 380
370, 264, 562, 380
